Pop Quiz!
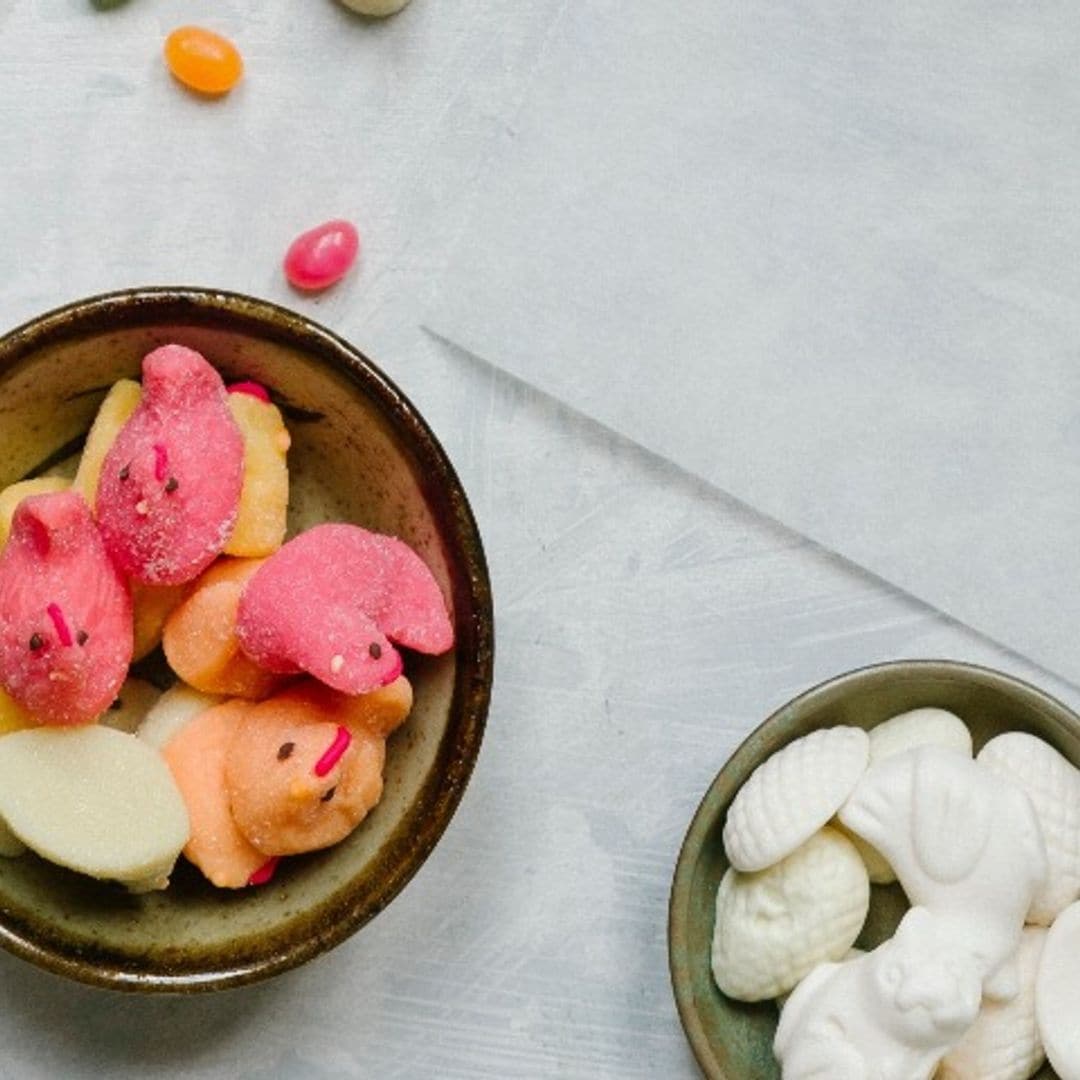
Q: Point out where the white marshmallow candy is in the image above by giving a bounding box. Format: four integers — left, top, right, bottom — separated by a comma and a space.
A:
869, 708, 973, 764
712, 826, 869, 1002
977, 731, 1080, 926
774, 906, 983, 1080
1035, 900, 1080, 1080
723, 725, 869, 872
843, 708, 972, 887
937, 925, 1048, 1080
839, 746, 1047, 1002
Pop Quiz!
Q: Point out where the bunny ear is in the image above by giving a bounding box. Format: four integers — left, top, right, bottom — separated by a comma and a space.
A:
912, 750, 991, 884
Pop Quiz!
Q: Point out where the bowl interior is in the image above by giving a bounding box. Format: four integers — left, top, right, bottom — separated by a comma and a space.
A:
669, 660, 1080, 1079
0, 290, 491, 990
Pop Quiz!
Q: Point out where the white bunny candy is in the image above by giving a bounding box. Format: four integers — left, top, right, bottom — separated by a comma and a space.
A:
839, 746, 1046, 1002
774, 907, 982, 1080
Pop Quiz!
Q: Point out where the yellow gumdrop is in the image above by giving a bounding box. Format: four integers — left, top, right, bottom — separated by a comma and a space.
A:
72, 379, 142, 510
0, 685, 36, 736
224, 392, 290, 558
132, 581, 188, 662
0, 477, 70, 548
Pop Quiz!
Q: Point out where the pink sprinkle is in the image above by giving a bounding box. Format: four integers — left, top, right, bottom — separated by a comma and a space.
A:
248, 857, 280, 887
228, 381, 271, 403
313, 725, 352, 778
46, 603, 73, 647
153, 443, 169, 483
283, 219, 360, 291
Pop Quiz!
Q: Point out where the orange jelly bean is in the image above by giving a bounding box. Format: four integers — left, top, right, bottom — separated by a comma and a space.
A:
164, 27, 243, 96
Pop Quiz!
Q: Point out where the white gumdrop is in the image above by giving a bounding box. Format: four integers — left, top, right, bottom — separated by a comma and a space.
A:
978, 731, 1080, 926
1035, 900, 1080, 1080
137, 683, 222, 751
834, 818, 895, 885
938, 925, 1047, 1080
869, 707, 973, 763
0, 726, 189, 890
723, 726, 869, 872
99, 676, 162, 736
840, 746, 1047, 1002
712, 826, 869, 1002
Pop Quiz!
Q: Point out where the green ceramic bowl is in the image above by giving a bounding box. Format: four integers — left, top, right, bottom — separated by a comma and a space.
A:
0, 287, 493, 992
669, 659, 1080, 1079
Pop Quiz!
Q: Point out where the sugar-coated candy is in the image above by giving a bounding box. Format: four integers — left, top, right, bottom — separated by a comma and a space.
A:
96, 345, 244, 586
236, 523, 453, 695
164, 26, 243, 96
0, 491, 132, 725
162, 700, 266, 889
226, 694, 386, 856
283, 220, 360, 291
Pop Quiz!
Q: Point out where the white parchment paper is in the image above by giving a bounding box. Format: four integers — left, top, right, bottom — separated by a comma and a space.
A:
427, 0, 1080, 684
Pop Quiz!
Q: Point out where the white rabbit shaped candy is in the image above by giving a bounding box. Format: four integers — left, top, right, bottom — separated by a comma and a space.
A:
774, 906, 982, 1080
838, 745, 1047, 1002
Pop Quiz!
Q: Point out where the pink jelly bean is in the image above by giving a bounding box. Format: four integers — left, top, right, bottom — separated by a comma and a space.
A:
97, 345, 245, 586
236, 523, 454, 695
0, 491, 132, 725
283, 220, 360, 291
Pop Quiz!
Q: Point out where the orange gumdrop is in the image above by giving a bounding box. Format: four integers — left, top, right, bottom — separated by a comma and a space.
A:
276, 676, 413, 739
162, 700, 266, 889
164, 27, 243, 96
162, 558, 282, 699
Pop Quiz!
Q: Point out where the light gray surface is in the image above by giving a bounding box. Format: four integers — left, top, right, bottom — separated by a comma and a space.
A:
427, 0, 1080, 687
0, 3, 1075, 1078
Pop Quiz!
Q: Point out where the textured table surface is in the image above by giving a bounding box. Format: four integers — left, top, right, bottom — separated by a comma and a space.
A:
0, 3, 1075, 1077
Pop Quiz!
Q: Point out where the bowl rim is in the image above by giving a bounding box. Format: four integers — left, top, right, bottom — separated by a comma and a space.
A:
0, 286, 494, 992
667, 657, 1080, 1079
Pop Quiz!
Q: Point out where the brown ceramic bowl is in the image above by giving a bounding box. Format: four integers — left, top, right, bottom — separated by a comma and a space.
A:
0, 287, 493, 992
669, 659, 1080, 1079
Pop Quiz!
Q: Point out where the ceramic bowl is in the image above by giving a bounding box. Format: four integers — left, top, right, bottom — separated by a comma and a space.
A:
668, 659, 1080, 1079
0, 287, 493, 991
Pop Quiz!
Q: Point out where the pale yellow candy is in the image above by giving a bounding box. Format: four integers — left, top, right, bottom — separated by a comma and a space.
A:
223, 393, 289, 558
338, 0, 412, 15
938, 925, 1047, 1080
0, 477, 70, 547
137, 683, 223, 751
71, 379, 141, 509
833, 819, 895, 884
0, 726, 189, 890
131, 581, 187, 662
712, 826, 870, 1001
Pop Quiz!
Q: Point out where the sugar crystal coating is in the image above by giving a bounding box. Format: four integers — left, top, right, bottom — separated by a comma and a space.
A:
97, 345, 244, 586
236, 523, 453, 694
0, 491, 132, 725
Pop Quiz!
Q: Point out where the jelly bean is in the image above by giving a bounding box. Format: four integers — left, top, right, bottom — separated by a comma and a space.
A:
283, 221, 360, 291
164, 27, 243, 96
